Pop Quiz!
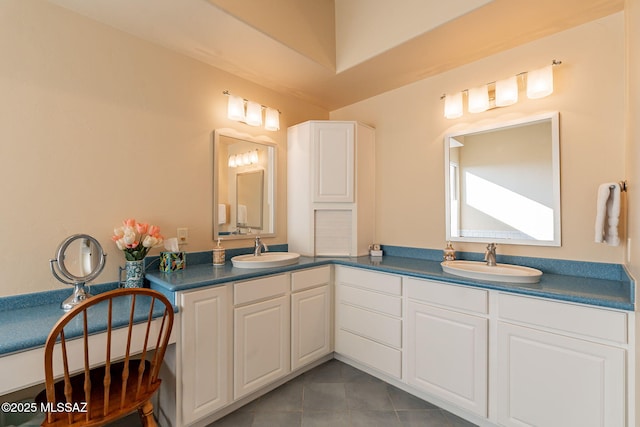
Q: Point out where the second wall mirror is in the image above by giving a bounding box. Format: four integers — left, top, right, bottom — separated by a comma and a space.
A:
444, 112, 561, 246
213, 128, 276, 240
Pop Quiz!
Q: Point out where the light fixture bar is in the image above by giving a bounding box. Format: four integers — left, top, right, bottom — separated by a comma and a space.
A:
441, 60, 562, 119
223, 90, 281, 131
222, 91, 281, 114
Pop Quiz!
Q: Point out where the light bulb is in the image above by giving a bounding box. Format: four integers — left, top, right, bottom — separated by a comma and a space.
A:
444, 92, 463, 119
264, 107, 280, 131
527, 65, 553, 99
495, 76, 518, 107
245, 101, 263, 126
468, 85, 489, 113
227, 95, 245, 121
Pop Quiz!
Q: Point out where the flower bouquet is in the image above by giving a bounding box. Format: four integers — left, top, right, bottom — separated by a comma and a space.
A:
112, 218, 164, 261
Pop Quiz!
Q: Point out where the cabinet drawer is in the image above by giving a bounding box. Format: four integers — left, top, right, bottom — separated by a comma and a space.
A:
338, 303, 402, 348
234, 274, 288, 305
335, 266, 401, 296
337, 284, 402, 317
336, 329, 401, 379
291, 266, 331, 292
406, 277, 488, 315
498, 293, 628, 344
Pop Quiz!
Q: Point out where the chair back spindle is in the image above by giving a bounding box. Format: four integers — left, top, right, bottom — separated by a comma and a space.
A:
38, 288, 174, 426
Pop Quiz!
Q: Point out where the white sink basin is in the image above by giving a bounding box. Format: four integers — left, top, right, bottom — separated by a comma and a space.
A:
441, 260, 542, 284
231, 252, 300, 269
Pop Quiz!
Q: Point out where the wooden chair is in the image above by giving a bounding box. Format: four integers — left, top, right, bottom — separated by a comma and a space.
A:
36, 288, 174, 427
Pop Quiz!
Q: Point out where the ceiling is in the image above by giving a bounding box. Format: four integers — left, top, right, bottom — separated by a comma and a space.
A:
47, 0, 623, 110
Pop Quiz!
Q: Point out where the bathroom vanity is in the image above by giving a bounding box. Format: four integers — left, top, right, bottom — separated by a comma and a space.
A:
142, 252, 634, 427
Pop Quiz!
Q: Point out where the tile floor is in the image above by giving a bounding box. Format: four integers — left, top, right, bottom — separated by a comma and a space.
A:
207, 359, 478, 427
109, 359, 478, 427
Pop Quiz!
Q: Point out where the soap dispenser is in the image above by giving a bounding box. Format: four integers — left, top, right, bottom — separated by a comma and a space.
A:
443, 241, 456, 261
213, 238, 226, 266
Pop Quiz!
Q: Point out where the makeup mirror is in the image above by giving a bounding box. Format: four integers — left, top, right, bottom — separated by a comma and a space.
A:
50, 234, 107, 310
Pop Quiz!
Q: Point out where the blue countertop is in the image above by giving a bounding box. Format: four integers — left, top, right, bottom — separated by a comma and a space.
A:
146, 254, 635, 311
0, 283, 173, 357
0, 249, 634, 357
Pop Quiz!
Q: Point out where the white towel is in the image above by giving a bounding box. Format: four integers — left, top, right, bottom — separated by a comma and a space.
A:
237, 204, 248, 225
594, 183, 621, 246
218, 204, 226, 225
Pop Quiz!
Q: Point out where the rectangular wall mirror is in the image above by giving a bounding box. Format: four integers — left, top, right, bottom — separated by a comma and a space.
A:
213, 128, 276, 240
444, 112, 561, 246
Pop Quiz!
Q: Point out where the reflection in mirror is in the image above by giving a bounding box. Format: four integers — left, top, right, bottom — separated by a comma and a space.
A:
445, 112, 560, 246
213, 129, 276, 240
237, 170, 264, 229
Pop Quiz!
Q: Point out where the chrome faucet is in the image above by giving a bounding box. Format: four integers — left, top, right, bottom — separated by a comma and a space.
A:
254, 236, 269, 256
484, 243, 497, 266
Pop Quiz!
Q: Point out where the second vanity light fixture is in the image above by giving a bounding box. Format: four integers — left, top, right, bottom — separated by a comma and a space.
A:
442, 60, 562, 119
228, 149, 259, 168
224, 90, 280, 131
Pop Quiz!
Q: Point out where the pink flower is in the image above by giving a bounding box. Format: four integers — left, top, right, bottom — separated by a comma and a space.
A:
112, 219, 162, 261
123, 218, 137, 228
136, 222, 149, 234
148, 225, 161, 237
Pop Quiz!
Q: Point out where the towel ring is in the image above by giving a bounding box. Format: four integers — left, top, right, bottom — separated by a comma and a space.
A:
611, 181, 628, 192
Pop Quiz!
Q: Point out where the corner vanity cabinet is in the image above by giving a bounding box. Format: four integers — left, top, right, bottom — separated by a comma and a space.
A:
287, 121, 375, 257
170, 263, 633, 427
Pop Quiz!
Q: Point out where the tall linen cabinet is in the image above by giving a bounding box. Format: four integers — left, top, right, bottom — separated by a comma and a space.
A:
287, 121, 375, 257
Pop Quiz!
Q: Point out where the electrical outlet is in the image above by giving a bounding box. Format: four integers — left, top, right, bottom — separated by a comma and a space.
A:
177, 227, 188, 245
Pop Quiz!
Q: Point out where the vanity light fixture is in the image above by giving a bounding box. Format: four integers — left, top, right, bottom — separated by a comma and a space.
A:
441, 60, 561, 119
223, 90, 280, 131
228, 149, 259, 168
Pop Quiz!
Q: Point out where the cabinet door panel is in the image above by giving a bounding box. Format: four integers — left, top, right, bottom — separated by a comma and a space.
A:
234, 295, 290, 400
180, 286, 229, 425
406, 301, 487, 417
291, 285, 332, 370
313, 123, 354, 202
497, 322, 625, 427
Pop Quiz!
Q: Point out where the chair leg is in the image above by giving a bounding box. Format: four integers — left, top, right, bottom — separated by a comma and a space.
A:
138, 400, 157, 427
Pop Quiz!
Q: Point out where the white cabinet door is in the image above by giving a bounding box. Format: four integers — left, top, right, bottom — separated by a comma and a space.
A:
180, 285, 230, 426
406, 300, 488, 417
497, 322, 626, 427
291, 284, 332, 370
234, 295, 290, 400
313, 122, 354, 203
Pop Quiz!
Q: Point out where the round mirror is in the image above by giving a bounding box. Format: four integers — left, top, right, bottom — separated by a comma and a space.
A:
50, 234, 107, 311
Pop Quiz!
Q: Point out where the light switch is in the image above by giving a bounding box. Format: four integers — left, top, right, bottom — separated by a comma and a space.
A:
177, 227, 188, 244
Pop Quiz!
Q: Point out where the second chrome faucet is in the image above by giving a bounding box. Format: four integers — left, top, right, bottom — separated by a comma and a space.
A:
484, 243, 497, 266
254, 236, 269, 256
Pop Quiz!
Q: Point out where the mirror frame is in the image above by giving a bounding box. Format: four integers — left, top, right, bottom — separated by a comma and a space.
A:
444, 111, 561, 246
52, 234, 107, 284
213, 128, 277, 240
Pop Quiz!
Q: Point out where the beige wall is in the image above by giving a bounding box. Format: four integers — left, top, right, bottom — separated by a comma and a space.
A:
332, 13, 627, 263
0, 0, 328, 297
626, 1, 640, 281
